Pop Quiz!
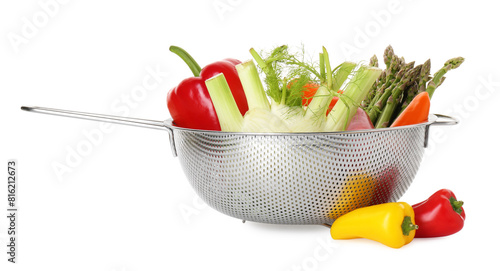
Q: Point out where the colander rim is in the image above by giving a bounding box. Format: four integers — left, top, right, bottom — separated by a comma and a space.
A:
163, 114, 440, 136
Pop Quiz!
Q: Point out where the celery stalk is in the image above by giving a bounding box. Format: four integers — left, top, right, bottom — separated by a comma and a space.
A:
325, 66, 382, 131
205, 73, 243, 132
323, 47, 333, 89
331, 62, 357, 92
319, 52, 326, 84
236, 60, 270, 111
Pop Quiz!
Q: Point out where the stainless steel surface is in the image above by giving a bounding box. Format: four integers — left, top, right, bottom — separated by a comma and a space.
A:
165, 118, 435, 225
431, 114, 459, 126
21, 106, 166, 130
423, 114, 458, 147
22, 106, 457, 225
20, 106, 177, 156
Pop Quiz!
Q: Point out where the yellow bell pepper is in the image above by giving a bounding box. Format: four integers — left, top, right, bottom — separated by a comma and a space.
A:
328, 172, 376, 219
330, 202, 418, 249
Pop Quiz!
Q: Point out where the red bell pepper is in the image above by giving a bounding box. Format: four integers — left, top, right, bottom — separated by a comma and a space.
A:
412, 189, 465, 238
369, 166, 398, 205
167, 46, 248, 130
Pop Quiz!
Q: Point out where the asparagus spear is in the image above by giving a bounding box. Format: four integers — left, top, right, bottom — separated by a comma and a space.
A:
364, 46, 394, 109
399, 76, 445, 116
397, 58, 462, 119
363, 69, 387, 109
383, 45, 394, 68
366, 52, 405, 110
364, 71, 382, 108
399, 56, 406, 67
417, 59, 431, 93
367, 55, 401, 112
363, 54, 380, 108
376, 70, 387, 89
437, 76, 446, 87
425, 57, 465, 98
369, 54, 379, 67
367, 69, 402, 122
399, 59, 431, 114
375, 65, 422, 128
368, 60, 415, 124
398, 82, 419, 115
381, 46, 397, 87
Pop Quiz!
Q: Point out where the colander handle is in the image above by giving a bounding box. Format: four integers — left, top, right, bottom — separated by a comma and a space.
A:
424, 114, 459, 148
430, 114, 459, 126
20, 106, 178, 157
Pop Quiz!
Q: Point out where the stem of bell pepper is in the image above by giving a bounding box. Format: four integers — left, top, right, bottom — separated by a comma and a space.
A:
169, 46, 202, 77
450, 197, 464, 214
401, 216, 419, 236
205, 73, 243, 132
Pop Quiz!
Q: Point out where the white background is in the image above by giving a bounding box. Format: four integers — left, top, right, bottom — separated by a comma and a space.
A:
1, 0, 499, 270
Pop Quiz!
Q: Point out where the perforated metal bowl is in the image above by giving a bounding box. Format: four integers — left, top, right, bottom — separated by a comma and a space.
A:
22, 106, 458, 225
165, 114, 457, 224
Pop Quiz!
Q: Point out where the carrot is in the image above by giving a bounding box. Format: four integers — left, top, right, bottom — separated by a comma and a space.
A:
390, 92, 430, 127
325, 97, 339, 115
301, 82, 320, 106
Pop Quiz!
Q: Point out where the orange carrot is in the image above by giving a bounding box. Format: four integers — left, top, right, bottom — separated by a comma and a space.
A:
390, 92, 430, 127
301, 83, 321, 106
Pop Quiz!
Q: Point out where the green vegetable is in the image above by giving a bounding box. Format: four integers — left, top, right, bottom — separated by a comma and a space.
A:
417, 59, 431, 93
375, 65, 422, 128
249, 45, 319, 108
363, 45, 464, 127
325, 66, 382, 131
205, 60, 292, 133
369, 54, 378, 67
368, 62, 414, 124
250, 45, 320, 131
366, 50, 402, 122
189, 43, 467, 134
205, 73, 244, 132
425, 57, 465, 99
399, 59, 431, 114
298, 61, 357, 132
248, 45, 382, 132
241, 107, 291, 133
237, 60, 291, 132
236, 60, 270, 111
323, 47, 334, 89
296, 85, 331, 131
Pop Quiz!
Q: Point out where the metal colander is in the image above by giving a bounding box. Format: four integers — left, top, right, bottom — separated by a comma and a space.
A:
22, 106, 458, 225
